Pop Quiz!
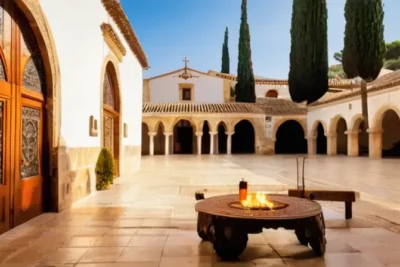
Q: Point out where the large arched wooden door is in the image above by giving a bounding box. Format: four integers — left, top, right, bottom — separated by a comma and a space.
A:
102, 62, 120, 177
0, 1, 47, 233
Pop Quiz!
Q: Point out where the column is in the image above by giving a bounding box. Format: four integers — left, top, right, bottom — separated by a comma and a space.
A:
368, 128, 383, 159
164, 132, 172, 155
226, 132, 234, 155
195, 132, 203, 155
215, 134, 219, 154
326, 133, 337, 156
209, 132, 217, 155
148, 132, 157, 156
307, 135, 317, 155
345, 130, 359, 157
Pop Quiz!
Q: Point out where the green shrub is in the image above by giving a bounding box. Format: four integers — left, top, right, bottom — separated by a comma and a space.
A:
95, 148, 115, 190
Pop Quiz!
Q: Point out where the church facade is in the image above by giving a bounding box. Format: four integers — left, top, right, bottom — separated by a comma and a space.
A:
141, 61, 309, 156
0, 0, 147, 234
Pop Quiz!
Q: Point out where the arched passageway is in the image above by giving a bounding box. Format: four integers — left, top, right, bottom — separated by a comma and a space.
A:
217, 123, 228, 154
336, 118, 348, 155
232, 120, 255, 154
353, 119, 369, 156
154, 123, 165, 155
381, 110, 400, 157
201, 121, 211, 154
141, 123, 150, 155
275, 120, 307, 154
316, 123, 327, 154
173, 120, 194, 154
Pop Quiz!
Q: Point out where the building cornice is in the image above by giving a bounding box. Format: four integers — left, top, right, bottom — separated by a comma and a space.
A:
101, 0, 149, 69
101, 23, 126, 62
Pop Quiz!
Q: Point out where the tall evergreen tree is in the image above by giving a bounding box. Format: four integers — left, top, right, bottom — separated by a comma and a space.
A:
288, 0, 329, 104
235, 0, 255, 103
221, 27, 230, 74
342, 0, 385, 130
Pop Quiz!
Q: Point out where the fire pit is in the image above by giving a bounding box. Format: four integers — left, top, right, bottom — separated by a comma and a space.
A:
195, 194, 326, 261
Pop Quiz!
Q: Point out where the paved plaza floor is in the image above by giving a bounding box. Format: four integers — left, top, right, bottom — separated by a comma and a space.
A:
1, 155, 400, 266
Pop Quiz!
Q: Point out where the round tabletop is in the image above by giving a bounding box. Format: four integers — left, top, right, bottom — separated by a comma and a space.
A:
195, 194, 322, 220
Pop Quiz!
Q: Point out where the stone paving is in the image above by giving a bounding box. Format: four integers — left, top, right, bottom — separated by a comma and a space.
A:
1, 155, 400, 266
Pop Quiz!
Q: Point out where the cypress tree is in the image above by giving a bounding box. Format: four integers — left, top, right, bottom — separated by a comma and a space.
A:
342, 0, 385, 130
221, 27, 230, 74
235, 0, 255, 103
288, 0, 329, 104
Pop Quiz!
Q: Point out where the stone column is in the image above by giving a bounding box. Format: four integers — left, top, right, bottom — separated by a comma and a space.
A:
195, 132, 203, 155
226, 132, 234, 155
345, 130, 359, 157
215, 134, 219, 154
164, 132, 172, 155
326, 133, 337, 156
148, 132, 157, 156
209, 132, 217, 155
307, 135, 317, 155
368, 128, 383, 159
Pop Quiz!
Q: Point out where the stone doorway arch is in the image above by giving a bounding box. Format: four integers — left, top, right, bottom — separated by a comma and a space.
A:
101, 61, 121, 176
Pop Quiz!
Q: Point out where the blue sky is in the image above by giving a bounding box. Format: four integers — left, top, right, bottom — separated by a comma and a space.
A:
121, 0, 399, 79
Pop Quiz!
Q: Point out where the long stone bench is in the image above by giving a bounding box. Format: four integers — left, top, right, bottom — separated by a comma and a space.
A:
288, 189, 357, 220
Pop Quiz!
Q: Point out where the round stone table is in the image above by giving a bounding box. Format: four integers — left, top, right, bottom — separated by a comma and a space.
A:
195, 194, 326, 261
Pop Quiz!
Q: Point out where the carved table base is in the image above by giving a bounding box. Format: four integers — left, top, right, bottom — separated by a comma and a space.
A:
197, 212, 326, 260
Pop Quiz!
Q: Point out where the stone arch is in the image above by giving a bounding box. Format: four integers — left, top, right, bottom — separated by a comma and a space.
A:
329, 114, 347, 133
141, 122, 150, 155
311, 120, 328, 136
100, 56, 122, 176
275, 119, 307, 154
311, 120, 328, 154
232, 119, 255, 154
201, 120, 211, 154
173, 118, 196, 154
371, 103, 400, 129
349, 114, 364, 131
348, 114, 369, 156
171, 117, 197, 132
154, 121, 165, 155
273, 118, 306, 141
216, 121, 228, 154
378, 108, 400, 157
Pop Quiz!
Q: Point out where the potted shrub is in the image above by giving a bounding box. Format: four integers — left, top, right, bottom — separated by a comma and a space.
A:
95, 148, 115, 190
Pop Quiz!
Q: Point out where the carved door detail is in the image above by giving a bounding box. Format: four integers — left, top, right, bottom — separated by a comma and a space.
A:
103, 114, 114, 153
21, 106, 40, 179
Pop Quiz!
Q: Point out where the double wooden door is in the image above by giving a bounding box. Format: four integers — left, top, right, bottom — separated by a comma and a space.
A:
0, 85, 43, 233
103, 111, 119, 176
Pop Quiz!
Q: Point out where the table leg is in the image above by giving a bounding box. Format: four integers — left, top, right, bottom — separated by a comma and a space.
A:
197, 212, 212, 241
208, 216, 248, 261
308, 213, 326, 256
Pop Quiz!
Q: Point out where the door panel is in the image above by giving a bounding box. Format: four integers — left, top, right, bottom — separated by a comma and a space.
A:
13, 98, 42, 226
103, 112, 118, 176
0, 96, 10, 234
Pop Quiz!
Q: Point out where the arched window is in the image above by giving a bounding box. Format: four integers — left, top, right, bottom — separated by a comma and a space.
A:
265, 90, 278, 98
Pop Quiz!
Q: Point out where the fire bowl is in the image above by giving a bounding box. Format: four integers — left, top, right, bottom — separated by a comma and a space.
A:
229, 200, 289, 211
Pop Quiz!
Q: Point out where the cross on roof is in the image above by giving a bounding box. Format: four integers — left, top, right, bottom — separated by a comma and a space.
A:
183, 57, 189, 68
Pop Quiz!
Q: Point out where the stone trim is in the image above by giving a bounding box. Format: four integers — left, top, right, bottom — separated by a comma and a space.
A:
101, 23, 127, 62
101, 0, 149, 69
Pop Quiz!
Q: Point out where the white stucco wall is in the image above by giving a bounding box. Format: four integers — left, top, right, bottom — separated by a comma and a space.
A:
255, 84, 290, 99
40, 0, 144, 148
149, 70, 225, 103
307, 86, 400, 135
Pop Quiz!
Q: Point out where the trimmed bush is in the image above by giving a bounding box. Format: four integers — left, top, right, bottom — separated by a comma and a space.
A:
95, 148, 115, 190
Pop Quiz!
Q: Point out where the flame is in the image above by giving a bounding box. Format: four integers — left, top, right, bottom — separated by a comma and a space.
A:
240, 191, 274, 209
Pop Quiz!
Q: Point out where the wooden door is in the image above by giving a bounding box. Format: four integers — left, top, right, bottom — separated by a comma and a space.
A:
0, 80, 11, 233
13, 98, 43, 226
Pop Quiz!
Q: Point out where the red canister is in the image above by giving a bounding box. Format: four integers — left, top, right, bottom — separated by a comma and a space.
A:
239, 179, 248, 201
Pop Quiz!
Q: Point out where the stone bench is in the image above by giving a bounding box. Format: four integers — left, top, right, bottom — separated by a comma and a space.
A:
288, 189, 357, 220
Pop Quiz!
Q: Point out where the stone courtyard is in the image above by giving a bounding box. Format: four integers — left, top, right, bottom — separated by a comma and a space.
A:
1, 155, 400, 266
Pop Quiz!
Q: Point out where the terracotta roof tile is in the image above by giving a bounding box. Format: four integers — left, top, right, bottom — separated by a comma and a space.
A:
143, 102, 265, 114
310, 70, 400, 107
255, 98, 307, 115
